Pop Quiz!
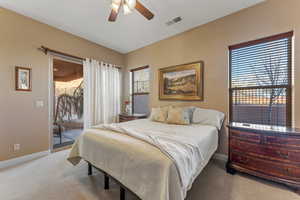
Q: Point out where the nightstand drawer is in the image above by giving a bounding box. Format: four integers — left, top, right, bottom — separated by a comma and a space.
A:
230, 129, 261, 144
119, 116, 135, 120
231, 152, 300, 181
119, 114, 147, 123
230, 139, 300, 163
119, 117, 137, 123
264, 136, 300, 149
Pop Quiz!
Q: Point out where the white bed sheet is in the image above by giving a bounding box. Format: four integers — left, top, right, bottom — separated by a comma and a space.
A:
68, 119, 219, 200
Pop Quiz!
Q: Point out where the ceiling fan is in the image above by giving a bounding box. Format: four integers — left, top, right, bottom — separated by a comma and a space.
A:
108, 0, 154, 22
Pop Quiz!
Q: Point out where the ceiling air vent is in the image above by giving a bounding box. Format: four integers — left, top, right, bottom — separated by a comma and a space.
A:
166, 17, 182, 26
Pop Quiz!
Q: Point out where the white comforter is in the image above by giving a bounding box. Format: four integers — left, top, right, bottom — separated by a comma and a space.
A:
68, 119, 218, 200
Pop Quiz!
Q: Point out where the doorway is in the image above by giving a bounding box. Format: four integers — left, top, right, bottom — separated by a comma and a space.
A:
52, 58, 83, 149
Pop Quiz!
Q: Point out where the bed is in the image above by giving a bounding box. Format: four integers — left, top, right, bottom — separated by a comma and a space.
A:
68, 110, 223, 200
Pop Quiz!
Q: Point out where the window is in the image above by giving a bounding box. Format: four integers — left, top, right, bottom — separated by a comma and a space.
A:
131, 66, 150, 114
229, 32, 293, 126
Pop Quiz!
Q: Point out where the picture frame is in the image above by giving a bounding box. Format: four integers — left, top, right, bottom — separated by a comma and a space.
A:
15, 66, 32, 91
159, 61, 204, 101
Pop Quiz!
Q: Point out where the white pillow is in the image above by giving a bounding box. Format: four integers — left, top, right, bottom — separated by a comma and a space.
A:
192, 108, 225, 130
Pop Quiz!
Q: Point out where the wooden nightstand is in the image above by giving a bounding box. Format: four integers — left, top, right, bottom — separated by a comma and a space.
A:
227, 122, 300, 194
119, 113, 148, 123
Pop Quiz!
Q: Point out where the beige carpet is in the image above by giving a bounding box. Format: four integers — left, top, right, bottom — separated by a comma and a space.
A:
0, 150, 299, 200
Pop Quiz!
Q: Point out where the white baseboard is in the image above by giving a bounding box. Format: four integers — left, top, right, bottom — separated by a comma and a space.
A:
0, 150, 50, 169
213, 153, 228, 162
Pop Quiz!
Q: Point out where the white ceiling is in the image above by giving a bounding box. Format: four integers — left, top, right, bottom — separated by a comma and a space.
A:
0, 0, 264, 53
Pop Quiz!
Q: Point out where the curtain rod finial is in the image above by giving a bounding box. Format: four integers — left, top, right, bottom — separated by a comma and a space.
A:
37, 47, 47, 55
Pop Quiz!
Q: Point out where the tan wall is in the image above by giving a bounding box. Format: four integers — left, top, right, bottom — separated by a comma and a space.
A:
0, 8, 125, 161
124, 0, 300, 155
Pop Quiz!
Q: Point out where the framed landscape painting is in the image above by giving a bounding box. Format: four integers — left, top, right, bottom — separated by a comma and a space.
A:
159, 61, 204, 101
15, 66, 32, 91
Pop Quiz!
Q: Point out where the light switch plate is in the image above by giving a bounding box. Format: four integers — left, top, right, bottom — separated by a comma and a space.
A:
36, 100, 44, 108
14, 144, 20, 151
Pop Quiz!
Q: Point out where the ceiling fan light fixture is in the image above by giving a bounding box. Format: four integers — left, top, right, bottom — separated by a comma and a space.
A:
108, 0, 154, 21
111, 3, 120, 12
123, 3, 133, 15
112, 0, 121, 4
125, 0, 136, 10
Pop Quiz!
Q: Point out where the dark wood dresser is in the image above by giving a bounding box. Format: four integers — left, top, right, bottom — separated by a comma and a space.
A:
227, 122, 300, 193
119, 113, 148, 123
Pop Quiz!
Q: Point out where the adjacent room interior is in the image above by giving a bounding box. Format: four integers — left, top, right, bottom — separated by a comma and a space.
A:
1, 0, 300, 200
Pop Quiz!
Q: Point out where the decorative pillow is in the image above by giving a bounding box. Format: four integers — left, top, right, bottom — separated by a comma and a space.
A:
166, 107, 190, 125
150, 107, 169, 122
183, 106, 196, 122
192, 107, 225, 130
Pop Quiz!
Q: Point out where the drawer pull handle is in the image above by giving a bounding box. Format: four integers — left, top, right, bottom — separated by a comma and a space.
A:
260, 136, 266, 144
238, 156, 249, 164
276, 151, 289, 159
285, 168, 292, 175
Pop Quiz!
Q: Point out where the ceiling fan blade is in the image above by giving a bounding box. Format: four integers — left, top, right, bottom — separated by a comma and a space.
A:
108, 9, 119, 22
135, 1, 154, 20
108, 4, 121, 22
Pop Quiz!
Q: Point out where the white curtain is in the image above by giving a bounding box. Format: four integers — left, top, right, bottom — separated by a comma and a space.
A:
83, 59, 121, 129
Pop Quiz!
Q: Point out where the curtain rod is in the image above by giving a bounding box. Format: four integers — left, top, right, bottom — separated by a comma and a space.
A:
39, 46, 84, 61
38, 46, 122, 69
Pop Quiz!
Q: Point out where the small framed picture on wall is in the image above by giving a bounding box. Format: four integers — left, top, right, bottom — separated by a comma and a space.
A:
15, 66, 32, 91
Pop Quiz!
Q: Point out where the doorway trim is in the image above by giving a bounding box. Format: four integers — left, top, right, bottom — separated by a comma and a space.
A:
48, 55, 83, 152
48, 55, 54, 152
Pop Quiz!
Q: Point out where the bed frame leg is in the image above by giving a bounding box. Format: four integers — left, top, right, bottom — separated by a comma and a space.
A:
120, 187, 125, 200
88, 162, 92, 176
104, 173, 109, 190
